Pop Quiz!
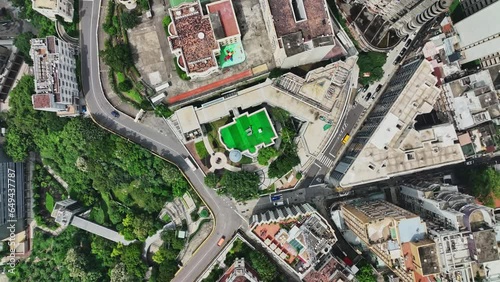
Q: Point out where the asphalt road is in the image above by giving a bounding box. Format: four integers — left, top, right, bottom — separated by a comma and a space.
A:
80, 0, 244, 280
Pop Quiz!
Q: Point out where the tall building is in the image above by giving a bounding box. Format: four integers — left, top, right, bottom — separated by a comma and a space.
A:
398, 181, 500, 280
32, 0, 74, 22
460, 0, 498, 16
330, 59, 464, 187
397, 0, 453, 36
454, 1, 500, 68
360, 0, 422, 22
30, 36, 81, 117
259, 0, 345, 68
341, 200, 439, 282
218, 258, 261, 282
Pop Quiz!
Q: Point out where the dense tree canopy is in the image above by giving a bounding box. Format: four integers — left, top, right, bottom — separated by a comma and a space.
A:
257, 147, 278, 165
13, 32, 35, 65
204, 172, 219, 188
219, 171, 260, 201
268, 153, 300, 179
358, 52, 386, 85
121, 11, 141, 30
458, 166, 500, 207
356, 264, 377, 282
101, 43, 135, 71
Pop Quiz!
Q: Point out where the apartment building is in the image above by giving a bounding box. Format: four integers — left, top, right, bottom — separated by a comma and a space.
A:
398, 180, 500, 281
259, 0, 345, 68
330, 59, 464, 187
30, 36, 81, 117
460, 0, 498, 16
391, 0, 453, 36
218, 258, 261, 282
454, 1, 500, 67
341, 200, 439, 281
32, 0, 74, 22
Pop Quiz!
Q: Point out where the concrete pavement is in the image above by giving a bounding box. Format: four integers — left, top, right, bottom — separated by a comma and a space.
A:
79, 0, 244, 280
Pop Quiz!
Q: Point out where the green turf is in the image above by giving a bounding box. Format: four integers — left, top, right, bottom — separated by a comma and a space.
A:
45, 192, 55, 213
219, 109, 277, 154
169, 0, 196, 8
218, 42, 246, 68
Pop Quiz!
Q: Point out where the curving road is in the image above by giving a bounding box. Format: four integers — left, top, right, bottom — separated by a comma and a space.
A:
79, 0, 244, 280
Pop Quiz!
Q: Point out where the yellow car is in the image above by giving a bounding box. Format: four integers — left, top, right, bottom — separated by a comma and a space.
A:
342, 134, 350, 144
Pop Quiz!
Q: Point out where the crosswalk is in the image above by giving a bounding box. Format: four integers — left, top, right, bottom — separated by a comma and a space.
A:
317, 153, 335, 167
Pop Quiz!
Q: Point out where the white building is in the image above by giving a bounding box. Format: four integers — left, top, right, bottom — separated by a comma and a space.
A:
454, 1, 500, 67
441, 70, 500, 130
30, 36, 81, 117
32, 0, 74, 22
259, 0, 345, 68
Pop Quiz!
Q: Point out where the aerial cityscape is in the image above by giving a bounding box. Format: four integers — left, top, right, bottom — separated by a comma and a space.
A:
0, 0, 499, 281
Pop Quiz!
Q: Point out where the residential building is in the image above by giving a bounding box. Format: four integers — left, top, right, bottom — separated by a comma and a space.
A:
330, 59, 464, 187
218, 258, 260, 282
398, 180, 500, 281
30, 36, 81, 117
0, 149, 30, 261
441, 70, 500, 131
32, 0, 74, 22
258, 0, 346, 68
250, 203, 337, 279
167, 0, 244, 79
454, 1, 500, 67
302, 253, 355, 282
392, 0, 453, 36
358, 0, 422, 22
341, 200, 439, 282
460, 0, 498, 16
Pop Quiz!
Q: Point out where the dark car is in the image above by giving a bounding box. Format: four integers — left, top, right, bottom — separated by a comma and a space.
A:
393, 56, 401, 65
362, 84, 369, 92
405, 39, 412, 47
399, 47, 407, 56
375, 84, 382, 92
365, 92, 372, 100
111, 110, 120, 118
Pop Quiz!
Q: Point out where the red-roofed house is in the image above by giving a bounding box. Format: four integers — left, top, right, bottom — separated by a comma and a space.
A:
167, 0, 244, 79
218, 258, 260, 282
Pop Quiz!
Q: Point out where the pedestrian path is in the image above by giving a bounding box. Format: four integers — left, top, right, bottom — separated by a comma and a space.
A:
317, 153, 335, 168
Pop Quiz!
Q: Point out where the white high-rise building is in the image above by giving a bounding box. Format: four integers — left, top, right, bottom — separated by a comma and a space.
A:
30, 36, 80, 117
32, 0, 74, 22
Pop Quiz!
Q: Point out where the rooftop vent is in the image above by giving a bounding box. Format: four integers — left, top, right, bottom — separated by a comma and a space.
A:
291, 0, 307, 22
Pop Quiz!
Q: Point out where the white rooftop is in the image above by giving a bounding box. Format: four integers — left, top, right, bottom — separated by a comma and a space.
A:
455, 1, 500, 62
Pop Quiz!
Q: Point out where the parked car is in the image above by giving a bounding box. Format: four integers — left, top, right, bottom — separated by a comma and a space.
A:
405, 39, 412, 47
375, 84, 382, 92
399, 47, 407, 56
393, 56, 401, 65
111, 110, 120, 118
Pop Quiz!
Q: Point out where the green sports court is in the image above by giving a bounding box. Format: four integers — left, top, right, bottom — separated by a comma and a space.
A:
219, 109, 277, 154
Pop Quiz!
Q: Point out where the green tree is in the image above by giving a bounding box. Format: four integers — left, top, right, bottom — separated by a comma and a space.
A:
154, 104, 173, 118
268, 153, 300, 179
121, 11, 141, 30
13, 32, 35, 65
110, 262, 135, 282
356, 264, 377, 282
101, 43, 134, 71
460, 166, 500, 206
249, 251, 277, 282
204, 173, 219, 188
358, 52, 386, 85
219, 171, 260, 201
118, 79, 133, 91
257, 147, 278, 165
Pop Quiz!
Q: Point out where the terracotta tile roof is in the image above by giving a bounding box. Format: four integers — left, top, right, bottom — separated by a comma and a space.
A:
268, 0, 333, 40
32, 94, 53, 109
207, 0, 240, 38
169, 3, 219, 74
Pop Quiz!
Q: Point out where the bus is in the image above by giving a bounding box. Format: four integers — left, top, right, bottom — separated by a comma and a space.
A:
185, 157, 197, 171
342, 134, 350, 144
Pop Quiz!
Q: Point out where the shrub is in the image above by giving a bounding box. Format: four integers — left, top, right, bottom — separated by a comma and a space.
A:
204, 173, 219, 188
121, 11, 140, 30
190, 210, 199, 222
118, 80, 133, 92
268, 153, 300, 179
199, 209, 209, 218
195, 141, 209, 159
257, 147, 278, 165
154, 104, 173, 118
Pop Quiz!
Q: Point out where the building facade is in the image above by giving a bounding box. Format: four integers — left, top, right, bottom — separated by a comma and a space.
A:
32, 0, 74, 22
392, 0, 453, 36
330, 59, 464, 187
218, 258, 260, 282
259, 0, 344, 68
454, 1, 500, 67
461, 0, 498, 16
30, 36, 80, 117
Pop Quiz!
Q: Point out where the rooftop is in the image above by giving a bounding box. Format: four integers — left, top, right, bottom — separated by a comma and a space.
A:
414, 240, 440, 276
169, 3, 219, 75
454, 1, 500, 62
267, 0, 333, 39
206, 0, 240, 39
33, 0, 57, 9
338, 61, 464, 187
32, 94, 53, 109
471, 229, 499, 263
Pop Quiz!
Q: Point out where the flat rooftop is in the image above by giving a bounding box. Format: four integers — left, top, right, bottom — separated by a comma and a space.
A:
33, 0, 57, 9
267, 0, 333, 39
219, 108, 277, 154
206, 0, 240, 38
339, 61, 464, 187
169, 3, 219, 74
